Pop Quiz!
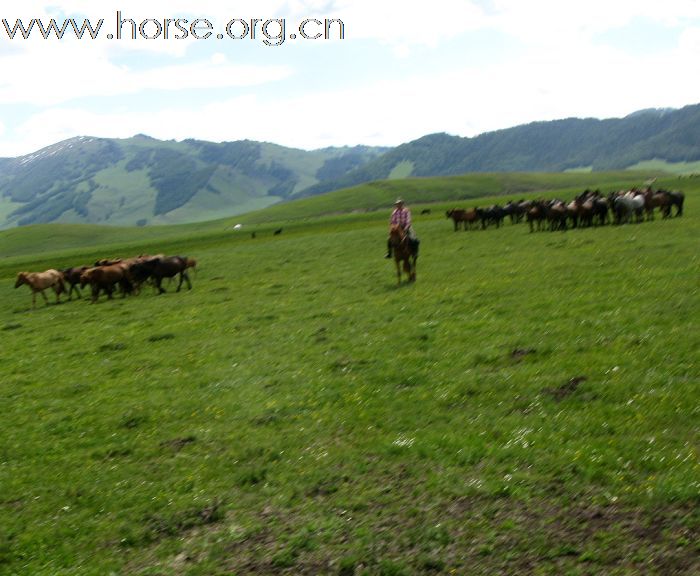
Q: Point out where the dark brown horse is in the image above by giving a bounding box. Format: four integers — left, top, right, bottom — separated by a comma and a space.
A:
61, 266, 89, 300
127, 255, 192, 294
446, 208, 478, 231
389, 225, 417, 285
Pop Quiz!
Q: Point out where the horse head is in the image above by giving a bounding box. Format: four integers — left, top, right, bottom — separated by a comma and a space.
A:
14, 272, 28, 288
389, 224, 406, 247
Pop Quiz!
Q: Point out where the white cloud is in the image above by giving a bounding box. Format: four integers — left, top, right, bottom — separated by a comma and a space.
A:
0, 42, 293, 106
488, 0, 700, 42
329, 0, 488, 50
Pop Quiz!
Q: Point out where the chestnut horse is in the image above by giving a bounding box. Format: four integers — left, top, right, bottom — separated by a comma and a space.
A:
389, 225, 417, 285
14, 269, 65, 308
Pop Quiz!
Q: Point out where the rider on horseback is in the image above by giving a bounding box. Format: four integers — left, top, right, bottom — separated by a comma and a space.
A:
385, 198, 419, 258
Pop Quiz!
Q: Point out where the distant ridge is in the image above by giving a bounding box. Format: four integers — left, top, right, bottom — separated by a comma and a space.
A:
0, 137, 387, 228
0, 104, 698, 229
300, 103, 700, 197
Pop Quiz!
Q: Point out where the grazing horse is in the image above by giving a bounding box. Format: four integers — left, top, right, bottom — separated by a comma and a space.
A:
592, 197, 609, 226
14, 270, 65, 309
667, 190, 685, 217
644, 189, 671, 220
388, 225, 417, 285
503, 201, 527, 224
478, 205, 505, 229
526, 201, 547, 232
614, 192, 645, 224
446, 208, 478, 231
546, 201, 568, 231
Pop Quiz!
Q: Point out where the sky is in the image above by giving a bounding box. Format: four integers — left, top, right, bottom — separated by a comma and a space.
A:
0, 0, 699, 157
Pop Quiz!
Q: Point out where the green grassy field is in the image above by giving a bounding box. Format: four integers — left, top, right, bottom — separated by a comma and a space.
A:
0, 173, 698, 575
625, 159, 700, 175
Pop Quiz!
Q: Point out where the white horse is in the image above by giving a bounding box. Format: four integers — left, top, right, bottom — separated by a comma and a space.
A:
614, 191, 645, 224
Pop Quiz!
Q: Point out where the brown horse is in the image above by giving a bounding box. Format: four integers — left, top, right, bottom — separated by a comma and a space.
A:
389, 225, 417, 285
14, 270, 65, 308
61, 266, 89, 300
80, 264, 132, 303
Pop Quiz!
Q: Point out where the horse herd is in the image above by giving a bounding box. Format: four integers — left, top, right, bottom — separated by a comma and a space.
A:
13, 254, 196, 309
446, 187, 685, 233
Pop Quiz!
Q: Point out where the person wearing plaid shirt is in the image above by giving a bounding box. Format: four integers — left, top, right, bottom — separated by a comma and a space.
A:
385, 197, 418, 258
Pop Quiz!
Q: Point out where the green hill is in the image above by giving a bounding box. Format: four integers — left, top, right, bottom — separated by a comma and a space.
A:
0, 135, 386, 229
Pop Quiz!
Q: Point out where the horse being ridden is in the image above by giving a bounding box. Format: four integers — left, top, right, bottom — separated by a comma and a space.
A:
389, 224, 418, 284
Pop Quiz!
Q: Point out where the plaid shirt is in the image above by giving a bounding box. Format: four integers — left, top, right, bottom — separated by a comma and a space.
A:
390, 206, 412, 230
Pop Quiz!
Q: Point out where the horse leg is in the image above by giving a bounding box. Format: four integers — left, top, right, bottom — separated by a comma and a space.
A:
176, 271, 191, 292
394, 259, 401, 285
39, 289, 49, 307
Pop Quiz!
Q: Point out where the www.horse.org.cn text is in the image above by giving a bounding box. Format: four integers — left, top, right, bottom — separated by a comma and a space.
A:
1, 12, 346, 46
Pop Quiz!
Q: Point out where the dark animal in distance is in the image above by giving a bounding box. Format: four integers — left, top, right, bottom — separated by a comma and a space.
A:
273, 228, 283, 235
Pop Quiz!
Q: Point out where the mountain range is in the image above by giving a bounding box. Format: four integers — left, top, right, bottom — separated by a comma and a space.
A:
1, 103, 699, 229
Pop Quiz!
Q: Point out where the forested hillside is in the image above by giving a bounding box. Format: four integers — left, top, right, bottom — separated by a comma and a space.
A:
300, 104, 700, 197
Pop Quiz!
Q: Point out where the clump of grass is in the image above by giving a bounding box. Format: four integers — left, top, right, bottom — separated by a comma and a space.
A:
98, 342, 127, 352
146, 333, 175, 342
